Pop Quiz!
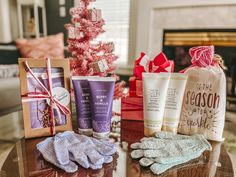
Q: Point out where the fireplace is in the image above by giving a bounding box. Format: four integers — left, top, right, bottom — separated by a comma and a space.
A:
162, 29, 236, 110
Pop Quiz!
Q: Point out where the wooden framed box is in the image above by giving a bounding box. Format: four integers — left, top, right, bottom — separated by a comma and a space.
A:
18, 58, 72, 138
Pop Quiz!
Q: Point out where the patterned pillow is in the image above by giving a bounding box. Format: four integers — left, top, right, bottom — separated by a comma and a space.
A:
16, 33, 64, 58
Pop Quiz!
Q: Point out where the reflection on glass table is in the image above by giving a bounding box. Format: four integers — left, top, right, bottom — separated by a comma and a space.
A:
0, 111, 234, 177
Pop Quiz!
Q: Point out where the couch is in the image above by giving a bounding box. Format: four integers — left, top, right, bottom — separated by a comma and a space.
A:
0, 44, 21, 116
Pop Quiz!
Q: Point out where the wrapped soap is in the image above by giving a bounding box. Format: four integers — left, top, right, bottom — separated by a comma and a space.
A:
87, 8, 102, 22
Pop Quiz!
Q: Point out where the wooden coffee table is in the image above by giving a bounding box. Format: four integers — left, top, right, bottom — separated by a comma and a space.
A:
0, 111, 234, 177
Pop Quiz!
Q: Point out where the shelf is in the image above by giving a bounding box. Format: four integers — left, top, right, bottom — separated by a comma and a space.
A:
17, 0, 45, 7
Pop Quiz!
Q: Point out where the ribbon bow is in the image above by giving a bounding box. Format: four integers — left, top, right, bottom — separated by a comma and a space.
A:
22, 58, 71, 135
149, 52, 174, 73
189, 45, 215, 67
180, 45, 226, 73
133, 52, 174, 80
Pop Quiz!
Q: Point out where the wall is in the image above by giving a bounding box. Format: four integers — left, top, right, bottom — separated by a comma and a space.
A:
151, 5, 236, 56
135, 0, 236, 59
45, 0, 74, 44
0, 1, 12, 43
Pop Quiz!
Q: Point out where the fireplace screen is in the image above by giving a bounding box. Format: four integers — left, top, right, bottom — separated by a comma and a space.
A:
163, 29, 236, 111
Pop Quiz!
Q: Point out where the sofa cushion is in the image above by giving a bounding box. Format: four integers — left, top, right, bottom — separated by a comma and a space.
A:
16, 33, 64, 58
0, 64, 19, 78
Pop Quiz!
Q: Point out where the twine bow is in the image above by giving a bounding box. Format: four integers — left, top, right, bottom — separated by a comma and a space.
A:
22, 58, 71, 135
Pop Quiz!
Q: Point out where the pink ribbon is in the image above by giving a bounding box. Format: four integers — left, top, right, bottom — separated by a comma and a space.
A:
189, 45, 214, 67
180, 45, 215, 73
22, 58, 71, 135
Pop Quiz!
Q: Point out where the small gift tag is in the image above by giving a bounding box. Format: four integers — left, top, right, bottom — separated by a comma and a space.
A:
98, 59, 109, 72
46, 87, 70, 107
89, 59, 109, 73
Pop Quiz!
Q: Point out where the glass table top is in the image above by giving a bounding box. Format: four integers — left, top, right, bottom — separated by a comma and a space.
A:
0, 111, 234, 177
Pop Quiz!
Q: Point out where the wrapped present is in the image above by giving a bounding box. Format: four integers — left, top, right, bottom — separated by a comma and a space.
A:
66, 24, 83, 40
75, 22, 81, 28
121, 95, 143, 121
67, 25, 76, 39
87, 8, 102, 22
19, 58, 72, 138
129, 52, 174, 97
74, 29, 84, 40
129, 76, 136, 96
136, 80, 142, 97
88, 59, 109, 73
104, 42, 114, 53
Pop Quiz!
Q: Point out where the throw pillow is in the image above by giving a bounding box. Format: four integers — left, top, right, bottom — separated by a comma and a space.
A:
16, 33, 64, 58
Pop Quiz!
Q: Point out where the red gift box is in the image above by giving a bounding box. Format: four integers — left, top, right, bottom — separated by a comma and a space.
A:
134, 52, 174, 80
130, 52, 174, 97
129, 76, 136, 96
136, 80, 143, 97
121, 95, 143, 121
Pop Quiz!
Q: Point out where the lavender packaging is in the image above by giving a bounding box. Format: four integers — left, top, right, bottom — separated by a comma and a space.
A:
88, 77, 115, 138
19, 58, 72, 138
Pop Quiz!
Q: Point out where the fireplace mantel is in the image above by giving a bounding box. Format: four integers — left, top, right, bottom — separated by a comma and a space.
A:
135, 0, 236, 58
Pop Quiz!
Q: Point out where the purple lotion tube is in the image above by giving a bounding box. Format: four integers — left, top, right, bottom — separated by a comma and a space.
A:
88, 77, 115, 138
72, 76, 97, 135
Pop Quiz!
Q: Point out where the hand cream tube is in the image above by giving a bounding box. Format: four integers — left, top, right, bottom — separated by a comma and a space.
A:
162, 73, 188, 133
142, 73, 170, 136
88, 77, 115, 138
72, 76, 98, 135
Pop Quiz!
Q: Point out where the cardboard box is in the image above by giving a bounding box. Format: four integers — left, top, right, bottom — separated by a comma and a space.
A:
19, 58, 72, 138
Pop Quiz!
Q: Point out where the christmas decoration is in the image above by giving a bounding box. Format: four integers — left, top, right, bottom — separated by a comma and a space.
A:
65, 0, 125, 99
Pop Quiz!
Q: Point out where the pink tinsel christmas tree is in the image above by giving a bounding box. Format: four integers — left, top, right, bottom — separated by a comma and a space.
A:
65, 0, 125, 99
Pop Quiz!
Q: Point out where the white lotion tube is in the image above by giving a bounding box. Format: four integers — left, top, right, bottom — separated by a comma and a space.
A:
162, 73, 188, 133
142, 73, 170, 136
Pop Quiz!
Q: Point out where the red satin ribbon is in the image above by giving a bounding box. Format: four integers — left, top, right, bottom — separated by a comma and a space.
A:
22, 58, 71, 135
133, 52, 174, 80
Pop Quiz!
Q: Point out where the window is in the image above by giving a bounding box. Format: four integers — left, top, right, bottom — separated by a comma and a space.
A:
91, 0, 130, 64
